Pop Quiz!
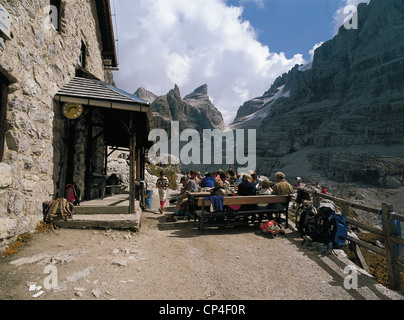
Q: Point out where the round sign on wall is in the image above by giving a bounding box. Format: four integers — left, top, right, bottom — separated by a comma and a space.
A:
62, 103, 83, 119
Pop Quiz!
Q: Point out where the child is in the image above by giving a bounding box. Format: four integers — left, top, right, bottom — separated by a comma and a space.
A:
257, 179, 273, 209
156, 171, 169, 214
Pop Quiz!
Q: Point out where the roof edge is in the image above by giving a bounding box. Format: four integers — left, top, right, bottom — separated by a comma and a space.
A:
95, 0, 118, 68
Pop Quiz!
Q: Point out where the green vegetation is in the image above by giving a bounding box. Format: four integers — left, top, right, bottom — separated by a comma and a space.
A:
147, 164, 178, 190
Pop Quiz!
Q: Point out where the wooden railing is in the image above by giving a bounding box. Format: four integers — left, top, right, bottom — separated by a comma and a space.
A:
294, 187, 404, 291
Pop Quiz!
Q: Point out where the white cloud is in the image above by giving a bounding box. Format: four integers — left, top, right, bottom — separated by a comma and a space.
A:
113, 0, 304, 124
309, 42, 324, 61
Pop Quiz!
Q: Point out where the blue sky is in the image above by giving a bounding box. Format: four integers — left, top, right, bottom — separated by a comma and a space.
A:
225, 0, 342, 61
113, 0, 368, 124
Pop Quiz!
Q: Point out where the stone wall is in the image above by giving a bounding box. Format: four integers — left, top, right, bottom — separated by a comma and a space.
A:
0, 0, 108, 251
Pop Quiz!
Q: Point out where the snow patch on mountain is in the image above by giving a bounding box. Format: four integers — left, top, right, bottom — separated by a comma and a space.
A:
230, 85, 289, 130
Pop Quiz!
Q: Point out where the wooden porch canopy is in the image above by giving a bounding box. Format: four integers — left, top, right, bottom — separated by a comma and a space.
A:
54, 77, 154, 213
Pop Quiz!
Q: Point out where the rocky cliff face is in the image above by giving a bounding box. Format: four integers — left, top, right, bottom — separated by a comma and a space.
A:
235, 0, 404, 188
134, 84, 225, 135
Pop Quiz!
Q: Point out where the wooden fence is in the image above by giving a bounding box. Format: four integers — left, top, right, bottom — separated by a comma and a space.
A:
295, 187, 404, 291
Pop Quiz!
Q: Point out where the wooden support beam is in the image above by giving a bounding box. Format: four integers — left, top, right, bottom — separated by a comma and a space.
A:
348, 232, 370, 273
84, 108, 94, 200
129, 115, 136, 214
136, 145, 141, 181
381, 203, 402, 291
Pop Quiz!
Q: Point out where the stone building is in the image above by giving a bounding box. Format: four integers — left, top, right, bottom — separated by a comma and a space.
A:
0, 0, 153, 251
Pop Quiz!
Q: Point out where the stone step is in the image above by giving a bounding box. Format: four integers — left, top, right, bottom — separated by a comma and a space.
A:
52, 213, 141, 231
73, 206, 130, 215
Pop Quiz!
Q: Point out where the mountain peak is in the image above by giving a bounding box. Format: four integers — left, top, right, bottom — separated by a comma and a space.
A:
193, 84, 208, 95
133, 87, 158, 104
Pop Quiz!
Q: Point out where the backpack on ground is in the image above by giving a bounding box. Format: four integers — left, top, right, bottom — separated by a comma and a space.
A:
327, 213, 349, 249
302, 206, 349, 249
297, 203, 317, 234
260, 220, 285, 236
65, 183, 81, 206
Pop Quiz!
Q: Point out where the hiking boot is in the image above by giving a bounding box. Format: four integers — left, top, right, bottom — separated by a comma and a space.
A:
158, 207, 163, 214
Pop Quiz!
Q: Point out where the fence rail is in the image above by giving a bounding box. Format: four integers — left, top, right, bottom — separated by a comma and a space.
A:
295, 187, 403, 291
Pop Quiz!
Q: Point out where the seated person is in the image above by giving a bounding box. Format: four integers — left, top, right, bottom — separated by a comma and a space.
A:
200, 172, 215, 188
227, 169, 237, 186
237, 174, 257, 196
169, 176, 188, 204
257, 179, 273, 209
270, 172, 293, 211
237, 174, 257, 211
272, 172, 294, 195
218, 171, 230, 190
167, 171, 199, 221
235, 174, 242, 186
210, 179, 230, 196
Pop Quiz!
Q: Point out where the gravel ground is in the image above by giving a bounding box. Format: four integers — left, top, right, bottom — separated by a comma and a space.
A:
0, 189, 403, 303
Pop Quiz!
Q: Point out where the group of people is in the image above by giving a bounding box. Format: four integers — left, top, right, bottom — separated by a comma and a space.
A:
156, 167, 297, 222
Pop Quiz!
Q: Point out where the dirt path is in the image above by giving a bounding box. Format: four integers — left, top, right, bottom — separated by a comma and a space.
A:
0, 190, 403, 302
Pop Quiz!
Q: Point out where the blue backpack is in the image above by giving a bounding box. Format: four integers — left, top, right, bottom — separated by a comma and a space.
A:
305, 207, 349, 249
327, 213, 349, 249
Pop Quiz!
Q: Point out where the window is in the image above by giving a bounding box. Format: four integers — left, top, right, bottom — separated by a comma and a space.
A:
79, 41, 87, 68
0, 73, 9, 162
49, 0, 61, 31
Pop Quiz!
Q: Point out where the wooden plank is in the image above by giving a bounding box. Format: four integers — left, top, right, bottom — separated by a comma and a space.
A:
394, 258, 404, 273
390, 212, 404, 223
350, 203, 380, 214
390, 235, 404, 247
345, 217, 384, 236
347, 235, 386, 257
299, 187, 380, 214
348, 232, 370, 273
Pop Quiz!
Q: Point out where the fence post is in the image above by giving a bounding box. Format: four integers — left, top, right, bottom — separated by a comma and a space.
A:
313, 193, 320, 208
341, 203, 349, 218
381, 203, 401, 291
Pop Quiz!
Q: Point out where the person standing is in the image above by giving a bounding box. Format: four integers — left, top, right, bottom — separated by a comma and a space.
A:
156, 171, 169, 214
295, 177, 302, 188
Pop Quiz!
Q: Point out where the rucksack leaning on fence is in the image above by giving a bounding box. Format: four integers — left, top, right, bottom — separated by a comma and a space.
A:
299, 205, 349, 250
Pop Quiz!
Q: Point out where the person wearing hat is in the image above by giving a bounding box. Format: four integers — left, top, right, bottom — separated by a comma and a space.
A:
295, 177, 302, 188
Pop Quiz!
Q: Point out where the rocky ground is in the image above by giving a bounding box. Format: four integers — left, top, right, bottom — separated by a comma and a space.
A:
0, 186, 403, 304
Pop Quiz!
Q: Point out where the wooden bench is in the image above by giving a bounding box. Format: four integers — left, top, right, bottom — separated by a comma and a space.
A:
92, 172, 107, 199
195, 195, 291, 234
105, 184, 123, 196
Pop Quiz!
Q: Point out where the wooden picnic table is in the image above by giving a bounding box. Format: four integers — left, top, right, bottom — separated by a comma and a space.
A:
195, 195, 292, 234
